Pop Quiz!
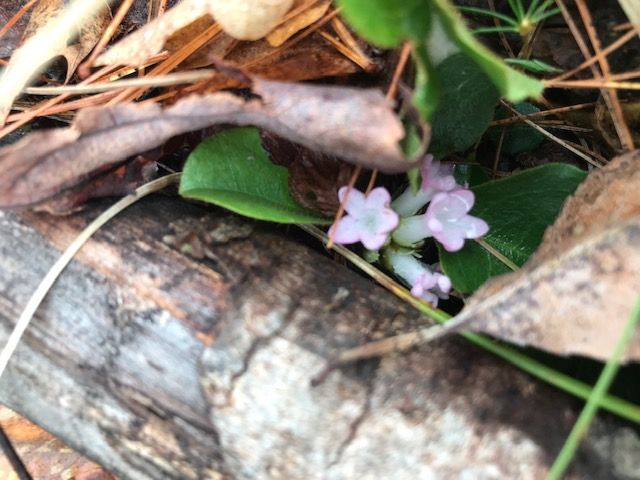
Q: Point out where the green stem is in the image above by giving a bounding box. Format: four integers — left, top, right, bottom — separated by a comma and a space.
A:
299, 225, 640, 425
547, 296, 640, 479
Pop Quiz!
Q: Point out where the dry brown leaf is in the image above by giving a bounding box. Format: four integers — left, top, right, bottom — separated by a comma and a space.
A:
96, 0, 205, 66
436, 150, 640, 362
96, 0, 295, 66
196, 33, 360, 91
22, 0, 111, 82
261, 131, 354, 215
266, 0, 331, 47
0, 0, 113, 124
163, 15, 237, 68
0, 79, 408, 209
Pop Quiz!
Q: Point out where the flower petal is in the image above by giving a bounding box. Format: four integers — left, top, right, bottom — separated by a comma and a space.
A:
365, 187, 392, 209
436, 274, 452, 293
338, 186, 366, 216
433, 223, 466, 252
462, 215, 489, 239
360, 231, 389, 251
375, 208, 400, 233
330, 215, 361, 244
450, 189, 475, 212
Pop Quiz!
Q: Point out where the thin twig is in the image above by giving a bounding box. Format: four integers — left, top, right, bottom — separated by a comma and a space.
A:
574, 0, 634, 150
23, 70, 216, 95
0, 0, 116, 124
489, 102, 595, 127
546, 78, 640, 90
550, 25, 640, 82
475, 238, 519, 271
0, 0, 39, 42
79, 0, 136, 78
500, 100, 602, 168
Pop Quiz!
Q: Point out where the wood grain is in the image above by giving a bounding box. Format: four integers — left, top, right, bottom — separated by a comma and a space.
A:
0, 196, 637, 479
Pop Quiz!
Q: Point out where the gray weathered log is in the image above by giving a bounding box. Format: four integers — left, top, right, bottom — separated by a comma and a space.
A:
0, 197, 638, 479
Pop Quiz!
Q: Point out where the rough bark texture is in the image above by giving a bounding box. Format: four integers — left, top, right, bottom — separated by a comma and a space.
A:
0, 197, 638, 479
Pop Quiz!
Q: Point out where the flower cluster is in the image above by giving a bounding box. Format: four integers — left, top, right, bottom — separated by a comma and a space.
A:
329, 155, 489, 306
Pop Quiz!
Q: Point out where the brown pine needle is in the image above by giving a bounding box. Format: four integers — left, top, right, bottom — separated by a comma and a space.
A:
0, 63, 120, 140
490, 102, 595, 127
327, 40, 412, 244
546, 79, 640, 90
318, 30, 372, 71
79, 0, 136, 78
107, 23, 222, 105
550, 26, 640, 83
0, 0, 39, 42
574, 0, 634, 150
331, 17, 377, 72
500, 100, 603, 168
326, 165, 361, 249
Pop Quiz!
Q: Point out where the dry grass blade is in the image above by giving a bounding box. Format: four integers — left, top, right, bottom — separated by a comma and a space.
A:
500, 101, 603, 167
555, 0, 635, 151
0, 0, 115, 125
78, 0, 136, 78
574, 0, 635, 150
23, 70, 216, 95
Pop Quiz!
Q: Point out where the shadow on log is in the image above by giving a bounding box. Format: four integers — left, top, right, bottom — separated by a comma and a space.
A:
0, 196, 638, 479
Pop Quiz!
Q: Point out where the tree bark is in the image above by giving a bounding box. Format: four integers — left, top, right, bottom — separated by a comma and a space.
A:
0, 196, 637, 479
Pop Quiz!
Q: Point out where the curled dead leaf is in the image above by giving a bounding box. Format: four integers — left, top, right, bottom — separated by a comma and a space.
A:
0, 79, 409, 209
0, 0, 113, 124
261, 131, 354, 215
22, 0, 111, 82
434, 150, 640, 362
96, 0, 295, 66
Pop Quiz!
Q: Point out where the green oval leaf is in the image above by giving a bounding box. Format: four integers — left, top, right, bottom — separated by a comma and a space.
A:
488, 102, 545, 155
179, 128, 329, 224
336, 0, 432, 47
439, 164, 587, 293
429, 53, 500, 157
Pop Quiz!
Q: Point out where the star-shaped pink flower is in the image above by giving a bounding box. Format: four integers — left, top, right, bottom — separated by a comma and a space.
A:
330, 186, 399, 251
410, 270, 452, 307
425, 189, 489, 252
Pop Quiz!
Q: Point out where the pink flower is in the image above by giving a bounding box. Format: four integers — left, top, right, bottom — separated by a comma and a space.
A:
392, 155, 458, 217
384, 248, 452, 307
425, 189, 489, 252
421, 154, 457, 196
410, 270, 452, 307
330, 186, 399, 251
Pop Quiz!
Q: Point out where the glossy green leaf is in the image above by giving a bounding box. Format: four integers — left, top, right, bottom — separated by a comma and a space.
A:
489, 102, 545, 155
336, 0, 431, 47
454, 163, 490, 187
179, 128, 329, 224
429, 53, 499, 157
439, 164, 587, 293
430, 0, 544, 102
